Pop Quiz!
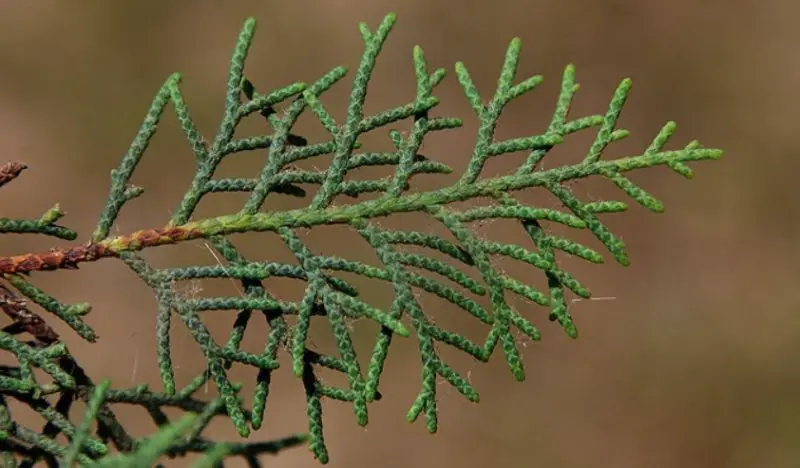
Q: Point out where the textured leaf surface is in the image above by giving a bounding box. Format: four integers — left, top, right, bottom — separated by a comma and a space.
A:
0, 12, 721, 466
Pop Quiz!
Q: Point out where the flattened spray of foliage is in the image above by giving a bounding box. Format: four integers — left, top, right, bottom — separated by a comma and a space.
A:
0, 12, 721, 466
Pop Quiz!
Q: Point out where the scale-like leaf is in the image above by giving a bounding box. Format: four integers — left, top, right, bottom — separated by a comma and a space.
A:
0, 12, 721, 465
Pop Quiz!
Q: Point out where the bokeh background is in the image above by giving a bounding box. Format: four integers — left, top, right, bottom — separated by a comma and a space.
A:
0, 1, 797, 467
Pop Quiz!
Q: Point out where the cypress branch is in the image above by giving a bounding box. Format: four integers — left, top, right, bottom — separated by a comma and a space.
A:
0, 11, 721, 466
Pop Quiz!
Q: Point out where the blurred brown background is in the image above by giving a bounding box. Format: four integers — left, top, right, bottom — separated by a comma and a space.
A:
0, 1, 797, 467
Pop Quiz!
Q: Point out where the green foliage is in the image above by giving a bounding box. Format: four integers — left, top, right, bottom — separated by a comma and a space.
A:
0, 12, 721, 466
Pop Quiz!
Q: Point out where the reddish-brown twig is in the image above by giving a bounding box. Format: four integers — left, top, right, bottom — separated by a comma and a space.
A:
0, 162, 26, 188
0, 282, 59, 344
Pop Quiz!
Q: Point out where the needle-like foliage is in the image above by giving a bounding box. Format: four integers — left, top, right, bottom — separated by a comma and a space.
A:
0, 12, 721, 465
